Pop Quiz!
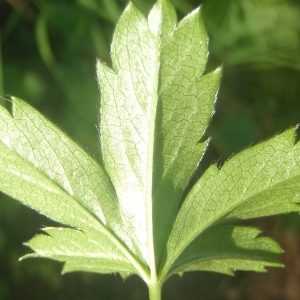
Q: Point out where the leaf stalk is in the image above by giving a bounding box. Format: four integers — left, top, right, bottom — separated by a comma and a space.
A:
148, 279, 162, 300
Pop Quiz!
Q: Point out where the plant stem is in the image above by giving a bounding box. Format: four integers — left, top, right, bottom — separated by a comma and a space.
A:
148, 280, 162, 300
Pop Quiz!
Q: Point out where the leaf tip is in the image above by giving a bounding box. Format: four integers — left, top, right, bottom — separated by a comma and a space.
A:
214, 65, 223, 74
19, 253, 35, 261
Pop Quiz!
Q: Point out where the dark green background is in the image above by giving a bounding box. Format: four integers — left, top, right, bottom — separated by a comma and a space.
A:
1, 0, 300, 299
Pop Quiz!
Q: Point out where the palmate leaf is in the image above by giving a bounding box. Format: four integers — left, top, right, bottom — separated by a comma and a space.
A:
0, 0, 300, 298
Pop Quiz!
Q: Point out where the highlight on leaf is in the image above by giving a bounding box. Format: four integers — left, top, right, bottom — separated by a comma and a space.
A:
0, 0, 299, 299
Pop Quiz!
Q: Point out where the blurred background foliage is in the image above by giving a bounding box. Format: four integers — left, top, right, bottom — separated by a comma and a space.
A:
1, 0, 300, 299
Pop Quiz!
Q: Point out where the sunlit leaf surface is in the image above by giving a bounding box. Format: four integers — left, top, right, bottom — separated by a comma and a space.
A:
0, 0, 299, 296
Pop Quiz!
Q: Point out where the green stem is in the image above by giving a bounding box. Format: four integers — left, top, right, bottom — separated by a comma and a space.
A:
148, 280, 162, 300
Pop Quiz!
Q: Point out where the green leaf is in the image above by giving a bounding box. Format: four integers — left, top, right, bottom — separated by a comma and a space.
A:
0, 97, 147, 277
23, 227, 135, 275
170, 226, 282, 276
97, 0, 221, 271
1, 0, 300, 298
162, 127, 300, 278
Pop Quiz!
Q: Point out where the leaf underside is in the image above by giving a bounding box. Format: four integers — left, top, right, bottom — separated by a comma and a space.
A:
0, 0, 299, 287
